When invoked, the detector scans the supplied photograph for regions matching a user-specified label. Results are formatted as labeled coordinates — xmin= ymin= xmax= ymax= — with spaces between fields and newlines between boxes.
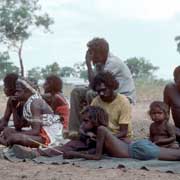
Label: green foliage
xmin=73 ymin=62 xmax=88 ymax=80
xmin=175 ymin=36 xmax=180 ymax=54
xmin=27 ymin=66 xmax=42 ymax=81
xmin=0 ymin=51 xmax=19 ymax=79
xmin=41 ymin=62 xmax=61 ymax=78
xmin=0 ymin=0 xmax=53 ymax=76
xmin=60 ymin=66 xmax=76 ymax=77
xmin=124 ymin=57 xmax=159 ymax=79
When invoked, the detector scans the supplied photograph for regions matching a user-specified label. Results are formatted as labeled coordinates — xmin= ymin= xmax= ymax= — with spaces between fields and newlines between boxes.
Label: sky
xmin=10 ymin=0 xmax=180 ymax=79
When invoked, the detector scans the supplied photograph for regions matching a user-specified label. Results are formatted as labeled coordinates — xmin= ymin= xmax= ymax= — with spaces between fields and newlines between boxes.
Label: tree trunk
xmin=18 ymin=41 xmax=24 ymax=77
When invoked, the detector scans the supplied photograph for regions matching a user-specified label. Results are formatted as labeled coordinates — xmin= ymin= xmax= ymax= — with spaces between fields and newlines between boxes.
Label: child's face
xmin=81 ymin=113 xmax=94 ymax=132
xmin=95 ymin=82 xmax=113 ymax=102
xmin=150 ymin=107 xmax=165 ymax=123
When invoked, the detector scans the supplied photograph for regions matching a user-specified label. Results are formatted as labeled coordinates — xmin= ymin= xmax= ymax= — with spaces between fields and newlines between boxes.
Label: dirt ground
xmin=0 ymin=89 xmax=180 ymax=179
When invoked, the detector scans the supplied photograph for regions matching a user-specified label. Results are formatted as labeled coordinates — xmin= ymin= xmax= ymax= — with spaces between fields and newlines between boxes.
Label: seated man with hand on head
xmin=69 ymin=37 xmax=136 ymax=134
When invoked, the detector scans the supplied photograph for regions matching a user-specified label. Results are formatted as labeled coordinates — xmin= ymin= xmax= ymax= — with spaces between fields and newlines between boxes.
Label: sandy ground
xmin=0 ymin=160 xmax=180 ymax=180
xmin=0 ymin=89 xmax=180 ymax=179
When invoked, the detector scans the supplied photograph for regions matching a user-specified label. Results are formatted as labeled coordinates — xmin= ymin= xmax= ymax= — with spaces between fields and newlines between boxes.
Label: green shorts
xmin=128 ymin=139 xmax=160 ymax=160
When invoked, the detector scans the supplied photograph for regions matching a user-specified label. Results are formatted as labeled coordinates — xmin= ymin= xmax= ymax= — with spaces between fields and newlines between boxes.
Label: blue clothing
xmin=128 ymin=139 xmax=160 ymax=160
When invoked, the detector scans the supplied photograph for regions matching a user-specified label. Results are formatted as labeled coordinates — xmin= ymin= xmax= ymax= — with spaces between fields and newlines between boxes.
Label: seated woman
xmin=42 ymin=75 xmax=69 ymax=130
xmin=0 ymin=78 xmax=63 ymax=148
xmin=0 ymin=73 xmax=29 ymax=133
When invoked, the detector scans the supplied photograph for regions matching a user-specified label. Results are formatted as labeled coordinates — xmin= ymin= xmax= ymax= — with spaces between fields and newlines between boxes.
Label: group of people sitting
xmin=1 ymin=37 xmax=180 ymax=162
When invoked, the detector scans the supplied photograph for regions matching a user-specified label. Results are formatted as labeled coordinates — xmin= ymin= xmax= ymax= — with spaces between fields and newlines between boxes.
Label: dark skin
xmin=0 ymin=82 xmax=55 ymax=147
xmin=64 ymin=113 xmax=180 ymax=161
xmin=42 ymin=77 xmax=66 ymax=110
xmin=0 ymin=82 xmax=28 ymax=132
xmin=86 ymin=48 xmax=107 ymax=85
xmin=164 ymin=74 xmax=180 ymax=142
xmin=42 ymin=78 xmax=69 ymax=127
xmin=94 ymin=82 xmax=129 ymax=139
xmin=149 ymin=107 xmax=178 ymax=148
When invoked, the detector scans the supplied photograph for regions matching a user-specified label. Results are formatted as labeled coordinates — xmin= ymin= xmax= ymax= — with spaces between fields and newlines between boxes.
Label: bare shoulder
xmin=97 ymin=126 xmax=109 ymax=133
xmin=165 ymin=121 xmax=175 ymax=129
xmin=150 ymin=122 xmax=156 ymax=129
xmin=31 ymin=98 xmax=48 ymax=112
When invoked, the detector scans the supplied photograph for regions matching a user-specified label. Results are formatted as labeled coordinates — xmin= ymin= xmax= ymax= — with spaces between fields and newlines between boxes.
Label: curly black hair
xmin=81 ymin=106 xmax=108 ymax=127
xmin=91 ymin=71 xmax=119 ymax=91
xmin=149 ymin=101 xmax=169 ymax=121
xmin=3 ymin=73 xmax=18 ymax=91
xmin=45 ymin=74 xmax=63 ymax=94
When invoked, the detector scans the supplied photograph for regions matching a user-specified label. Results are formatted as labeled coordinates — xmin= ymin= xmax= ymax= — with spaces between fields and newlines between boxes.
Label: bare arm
xmin=155 ymin=123 xmax=176 ymax=145
xmin=86 ymin=50 xmax=95 ymax=85
xmin=64 ymin=126 xmax=106 ymax=160
xmin=21 ymin=99 xmax=43 ymax=136
xmin=115 ymin=124 xmax=128 ymax=138
xmin=149 ymin=124 xmax=154 ymax=141
xmin=0 ymin=98 xmax=13 ymax=131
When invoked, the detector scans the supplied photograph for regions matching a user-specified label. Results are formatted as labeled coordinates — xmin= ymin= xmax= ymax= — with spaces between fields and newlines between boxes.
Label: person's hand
xmin=85 ymin=50 xmax=93 ymax=66
xmin=154 ymin=140 xmax=163 ymax=145
xmin=9 ymin=96 xmax=19 ymax=107
xmin=86 ymin=132 xmax=96 ymax=141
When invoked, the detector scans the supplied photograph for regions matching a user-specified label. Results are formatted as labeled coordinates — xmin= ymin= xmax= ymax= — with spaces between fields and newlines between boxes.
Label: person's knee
xmin=6 ymin=134 xmax=16 ymax=145
xmin=7 ymin=134 xmax=24 ymax=146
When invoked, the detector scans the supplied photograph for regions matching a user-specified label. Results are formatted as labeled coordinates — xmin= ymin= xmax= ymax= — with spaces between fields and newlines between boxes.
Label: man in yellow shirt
xmin=91 ymin=71 xmax=132 ymax=141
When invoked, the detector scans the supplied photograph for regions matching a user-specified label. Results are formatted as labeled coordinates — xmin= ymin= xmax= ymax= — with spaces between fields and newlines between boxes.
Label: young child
xmin=42 ymin=75 xmax=69 ymax=129
xmin=12 ymin=106 xmax=180 ymax=161
xmin=149 ymin=101 xmax=179 ymax=149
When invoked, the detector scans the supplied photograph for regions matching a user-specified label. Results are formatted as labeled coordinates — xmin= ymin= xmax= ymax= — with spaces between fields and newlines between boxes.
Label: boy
xmin=149 ymin=101 xmax=179 ymax=149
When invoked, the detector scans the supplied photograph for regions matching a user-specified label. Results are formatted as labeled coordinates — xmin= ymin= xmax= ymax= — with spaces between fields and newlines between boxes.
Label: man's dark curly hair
xmin=3 ymin=73 xmax=18 ymax=90
xmin=81 ymin=106 xmax=108 ymax=127
xmin=45 ymin=74 xmax=63 ymax=94
xmin=91 ymin=71 xmax=119 ymax=91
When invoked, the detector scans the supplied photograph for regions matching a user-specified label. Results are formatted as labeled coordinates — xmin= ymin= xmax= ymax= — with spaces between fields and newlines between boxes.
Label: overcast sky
xmin=10 ymin=0 xmax=180 ymax=79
